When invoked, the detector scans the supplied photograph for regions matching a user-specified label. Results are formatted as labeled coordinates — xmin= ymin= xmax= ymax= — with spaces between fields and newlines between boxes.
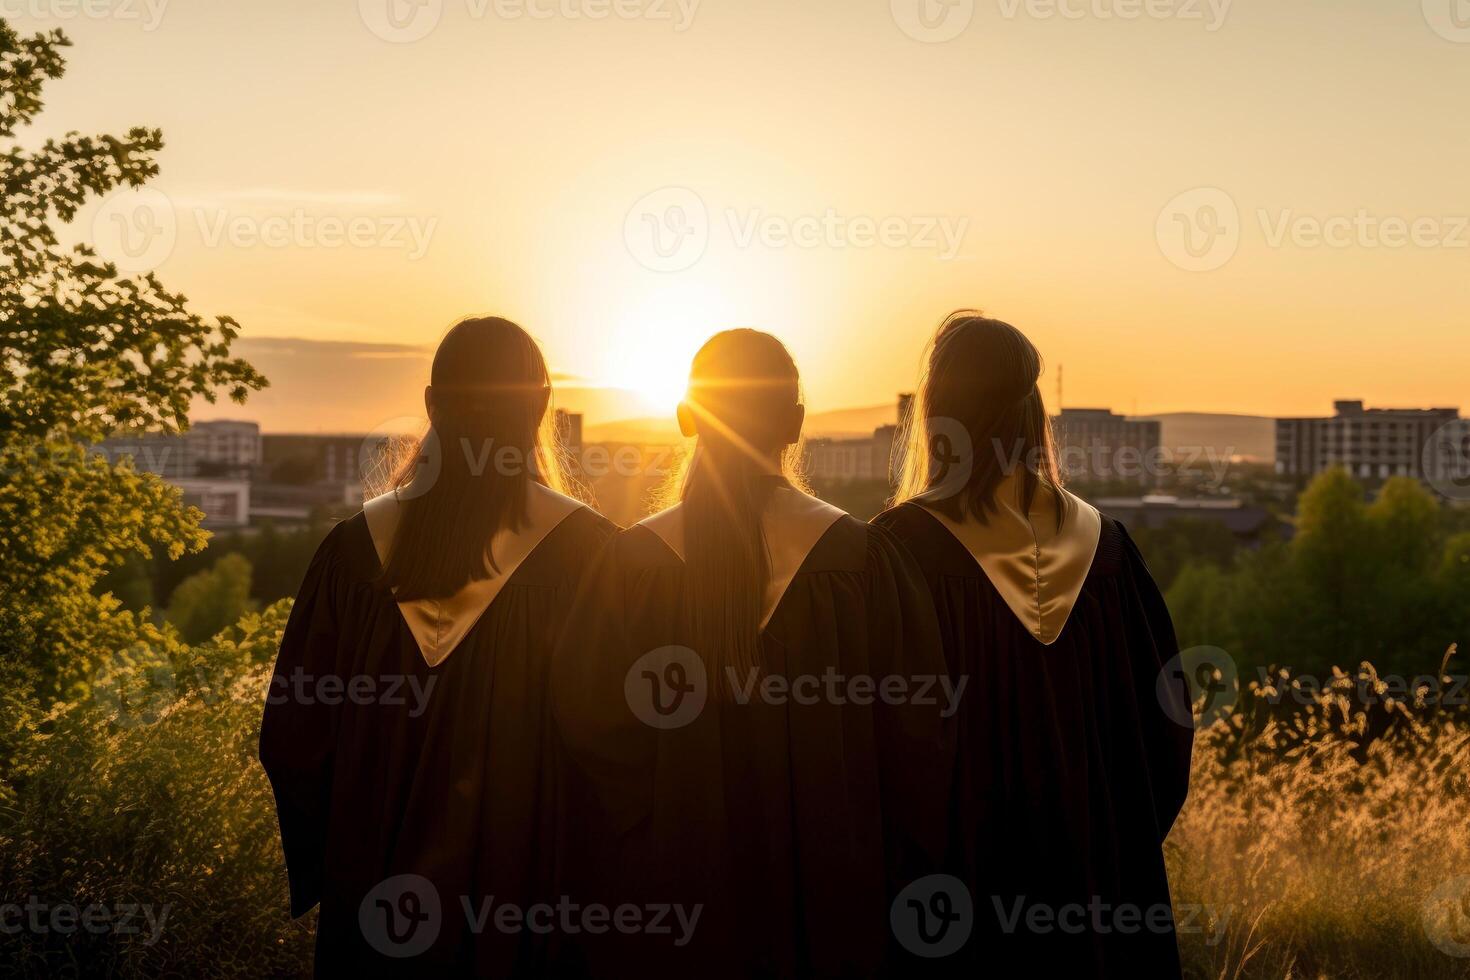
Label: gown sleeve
xmin=258 ymin=528 xmax=351 ymax=918
xmin=1118 ymin=523 xmax=1194 ymax=840
xmin=862 ymin=524 xmax=954 ymax=893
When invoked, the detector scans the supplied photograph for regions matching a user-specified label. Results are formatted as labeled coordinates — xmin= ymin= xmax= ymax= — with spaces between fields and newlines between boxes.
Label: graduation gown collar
xmin=919 ymin=473 xmax=1102 ymax=646
xmin=637 ymin=485 xmax=847 ymax=629
xmin=363 ymin=480 xmax=587 ymax=667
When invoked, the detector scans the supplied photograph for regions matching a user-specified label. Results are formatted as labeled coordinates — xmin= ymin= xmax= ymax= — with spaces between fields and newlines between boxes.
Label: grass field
xmin=1169 ymin=656 xmax=1470 ymax=979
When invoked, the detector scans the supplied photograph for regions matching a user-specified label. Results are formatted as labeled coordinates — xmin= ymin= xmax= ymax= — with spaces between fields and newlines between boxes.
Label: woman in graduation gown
xmin=259 ymin=316 xmax=617 ymax=977
xmin=551 ymin=330 xmax=952 ymax=978
xmin=873 ymin=311 xmax=1195 ymax=979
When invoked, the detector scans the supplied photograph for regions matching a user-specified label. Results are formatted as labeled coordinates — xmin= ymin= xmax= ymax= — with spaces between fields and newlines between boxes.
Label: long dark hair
xmin=375 ymin=316 xmax=572 ymax=601
xmin=893 ymin=310 xmax=1065 ymax=528
xmin=660 ymin=330 xmax=809 ymax=679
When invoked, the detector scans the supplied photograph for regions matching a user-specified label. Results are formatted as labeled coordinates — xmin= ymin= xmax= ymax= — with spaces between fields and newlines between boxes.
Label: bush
xmin=0 ymin=602 xmax=313 ymax=979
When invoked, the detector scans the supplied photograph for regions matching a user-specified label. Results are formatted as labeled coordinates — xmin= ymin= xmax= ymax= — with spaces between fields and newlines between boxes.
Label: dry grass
xmin=1168 ymin=654 xmax=1470 ymax=979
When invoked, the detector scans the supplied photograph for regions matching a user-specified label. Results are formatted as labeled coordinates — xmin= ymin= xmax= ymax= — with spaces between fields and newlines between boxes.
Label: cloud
xmin=174 ymin=188 xmax=404 ymax=208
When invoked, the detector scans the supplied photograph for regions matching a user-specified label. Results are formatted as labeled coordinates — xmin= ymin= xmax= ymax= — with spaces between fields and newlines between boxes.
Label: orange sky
xmin=26 ymin=1 xmax=1470 ymax=427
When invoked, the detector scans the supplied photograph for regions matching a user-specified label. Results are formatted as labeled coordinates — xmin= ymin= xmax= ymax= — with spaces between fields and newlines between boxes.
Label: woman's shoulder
xmin=871 ymin=501 xmax=974 ymax=575
xmin=508 ymin=502 xmax=620 ymax=586
xmin=309 ymin=511 xmax=379 ymax=579
xmin=614 ymin=504 xmax=876 ymax=576
xmin=871 ymin=500 xmax=939 ymax=542
xmin=1089 ymin=513 xmax=1131 ymax=579
xmin=801 ymin=511 xmax=881 ymax=574
xmin=547 ymin=502 xmax=620 ymax=550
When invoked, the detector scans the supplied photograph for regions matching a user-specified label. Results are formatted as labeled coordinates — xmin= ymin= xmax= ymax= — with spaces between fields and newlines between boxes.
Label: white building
xmin=174 ymin=477 xmax=251 ymax=528
xmin=1276 ymin=401 xmax=1461 ymax=482
xmin=95 ymin=420 xmax=262 ymax=479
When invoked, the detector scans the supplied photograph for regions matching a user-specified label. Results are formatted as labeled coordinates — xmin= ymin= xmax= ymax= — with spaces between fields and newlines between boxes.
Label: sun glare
xmin=601 ymin=289 xmax=726 ymax=416
xmin=630 ymin=371 xmax=690 ymax=416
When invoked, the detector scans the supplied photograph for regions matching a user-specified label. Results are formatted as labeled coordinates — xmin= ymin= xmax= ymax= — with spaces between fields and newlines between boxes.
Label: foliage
xmin=1130 ymin=516 xmax=1242 ymax=592
xmin=0 ymin=22 xmax=280 ymax=975
xmin=1167 ymin=470 xmax=1469 ymax=676
xmin=0 ymin=603 xmax=314 ymax=979
xmin=154 ymin=519 xmax=336 ymax=610
xmin=0 ymin=440 xmax=197 ymax=698
xmin=0 ymin=18 xmax=264 ymax=698
xmin=0 ymin=22 xmax=265 ymax=442
xmin=164 ymin=553 xmax=258 ymax=645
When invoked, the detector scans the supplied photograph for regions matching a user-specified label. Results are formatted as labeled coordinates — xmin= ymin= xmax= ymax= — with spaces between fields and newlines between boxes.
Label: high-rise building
xmin=1051 ymin=408 xmax=1162 ymax=486
xmin=1275 ymin=401 xmax=1461 ymax=482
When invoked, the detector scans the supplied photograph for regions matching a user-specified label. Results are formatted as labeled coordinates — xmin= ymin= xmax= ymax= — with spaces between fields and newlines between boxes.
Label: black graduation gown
xmin=872 ymin=503 xmax=1194 ymax=979
xmin=550 ymin=513 xmax=953 ymax=979
xmin=259 ymin=505 xmax=617 ymax=977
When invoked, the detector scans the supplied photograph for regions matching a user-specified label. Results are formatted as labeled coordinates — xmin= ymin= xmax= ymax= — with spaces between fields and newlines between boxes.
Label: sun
xmin=607 ymin=342 xmax=690 ymax=415
xmin=628 ymin=370 xmax=690 ymax=416
xmin=601 ymin=291 xmax=716 ymax=416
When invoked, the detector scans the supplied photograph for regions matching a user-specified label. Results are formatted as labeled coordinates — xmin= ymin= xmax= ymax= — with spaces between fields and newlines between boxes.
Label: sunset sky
xmin=28 ymin=0 xmax=1470 ymax=430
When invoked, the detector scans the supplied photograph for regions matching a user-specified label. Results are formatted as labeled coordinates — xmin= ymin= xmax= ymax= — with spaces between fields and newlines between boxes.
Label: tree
xmin=165 ymin=553 xmax=258 ymax=645
xmin=1130 ymin=516 xmax=1241 ymax=592
xmin=1289 ymin=468 xmax=1375 ymax=667
xmin=1364 ymin=477 xmax=1446 ymax=665
xmin=1164 ymin=561 xmax=1239 ymax=651
xmin=0 ymin=23 xmax=298 ymax=976
xmin=1437 ymin=533 xmax=1470 ymax=658
xmin=0 ymin=20 xmax=266 ymax=699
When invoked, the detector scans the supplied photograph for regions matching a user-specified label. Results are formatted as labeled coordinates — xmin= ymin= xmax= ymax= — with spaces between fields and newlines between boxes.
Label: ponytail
xmin=660 ymin=330 xmax=808 ymax=683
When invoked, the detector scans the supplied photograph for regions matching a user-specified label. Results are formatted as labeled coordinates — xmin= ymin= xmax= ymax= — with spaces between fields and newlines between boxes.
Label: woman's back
xmin=259 ymin=316 xmax=614 ymax=977
xmin=554 ymin=489 xmax=950 ymax=977
xmin=552 ymin=329 xmax=951 ymax=978
xmin=876 ymin=482 xmax=1193 ymax=977
xmin=261 ymin=490 xmax=616 ymax=975
xmin=878 ymin=309 xmax=1194 ymax=976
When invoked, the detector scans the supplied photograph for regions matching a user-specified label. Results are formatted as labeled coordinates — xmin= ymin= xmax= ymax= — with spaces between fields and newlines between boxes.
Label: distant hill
xmin=805 ymin=404 xmax=897 ymax=438
xmin=587 ymin=403 xmax=902 ymax=444
xmin=583 ymin=416 xmax=683 ymax=445
xmin=587 ymin=408 xmax=1278 ymax=462
xmin=1134 ymin=413 xmax=1275 ymax=462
